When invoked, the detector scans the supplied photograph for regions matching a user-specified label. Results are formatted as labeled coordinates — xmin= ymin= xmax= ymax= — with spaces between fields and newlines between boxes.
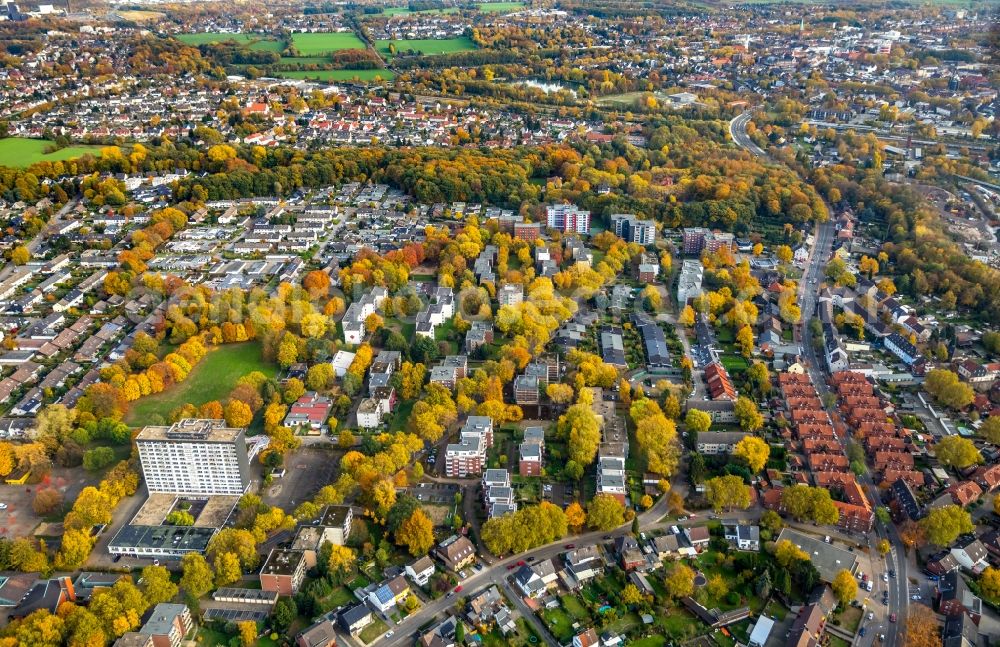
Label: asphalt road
xmin=731 ymin=109 xmax=910 ymax=645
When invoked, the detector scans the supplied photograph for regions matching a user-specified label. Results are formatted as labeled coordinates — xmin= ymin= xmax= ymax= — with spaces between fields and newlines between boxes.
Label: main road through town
xmin=730 ymin=110 xmax=910 ymax=646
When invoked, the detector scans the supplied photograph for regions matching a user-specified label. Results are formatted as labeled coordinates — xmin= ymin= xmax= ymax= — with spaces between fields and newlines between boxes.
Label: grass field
xmin=275 ymin=69 xmax=396 ymax=81
xmin=477 ymin=1 xmax=525 ymax=11
xmin=125 ymin=342 xmax=276 ymax=427
xmin=176 ymin=32 xmax=285 ymax=52
xmin=0 ymin=138 xmax=100 ymax=168
xmin=382 ymin=5 xmax=459 ymax=14
xmin=375 ymin=37 xmax=476 ymax=57
xmin=291 ymin=32 xmax=367 ymax=55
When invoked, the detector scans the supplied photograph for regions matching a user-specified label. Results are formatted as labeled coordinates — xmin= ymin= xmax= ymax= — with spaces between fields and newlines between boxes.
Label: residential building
xmin=547 ymin=204 xmax=591 ymax=234
xmin=338 ymin=604 xmax=374 ymax=635
xmin=938 ymin=571 xmax=982 ymax=623
xmin=357 ymin=397 xmax=386 ymax=429
xmin=318 ymin=505 xmax=353 ymax=546
xmin=498 ymin=284 xmax=523 ymax=306
xmin=435 ymin=535 xmax=476 ymax=572
xmin=884 ymin=333 xmax=919 ymax=366
xmin=724 ymin=523 xmax=760 ymax=551
xmin=260 ymin=549 xmax=307 ymax=596
xmin=610 ymin=214 xmax=656 ymax=245
xmin=295 ymin=620 xmax=337 ymax=647
xmin=695 ymin=431 xmax=748 ymax=455
xmin=283 ymin=392 xmax=333 ymax=433
xmin=513 ymin=374 xmax=539 ymax=405
xmin=136 ymin=419 xmax=251 ymax=496
xmin=519 ymin=441 xmax=542 ymax=476
xmin=445 ymin=417 xmax=493 ymax=477
xmin=406 ymin=556 xmax=436 ymax=587
xmin=138 ymin=604 xmax=193 ymax=647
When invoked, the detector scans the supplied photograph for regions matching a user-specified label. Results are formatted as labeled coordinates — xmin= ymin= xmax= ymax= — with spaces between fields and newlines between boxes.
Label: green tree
xmin=140 ymin=565 xmax=178 ymax=606
xmin=704 ymin=475 xmax=751 ymax=512
xmin=935 ymin=435 xmax=981 ymax=469
xmin=734 ymin=396 xmax=764 ymax=432
xmin=586 ymin=494 xmax=625 ymax=530
xmin=180 ymin=553 xmax=214 ymax=600
xmin=732 ymin=434 xmax=769 ymax=472
xmin=664 ymin=563 xmax=695 ymax=599
xmin=685 ymin=408 xmax=712 ymax=433
xmin=832 ymin=569 xmax=857 ymax=606
xmin=920 ymin=505 xmax=973 ymax=546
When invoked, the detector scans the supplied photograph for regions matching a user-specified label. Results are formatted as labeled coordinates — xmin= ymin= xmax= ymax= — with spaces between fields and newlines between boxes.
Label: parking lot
xmin=406 ymin=481 xmax=460 ymax=505
xmin=0 ymin=465 xmax=94 ymax=541
xmin=260 ymin=445 xmax=341 ymax=511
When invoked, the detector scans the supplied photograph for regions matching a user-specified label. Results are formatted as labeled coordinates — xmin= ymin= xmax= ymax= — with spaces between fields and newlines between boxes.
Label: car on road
xmin=883 ymin=573 xmax=889 ymax=582
xmin=911 ymin=594 xmax=921 ymax=600
xmin=867 ymin=612 xmax=874 ymax=621
xmin=446 ymin=592 xmax=454 ymax=598
xmin=0 ymin=503 xmax=7 ymax=510
xmin=859 ymin=628 xmax=866 ymax=637
xmin=517 ymin=560 xmax=526 ymax=566
xmin=564 ymin=544 xmax=575 ymax=549
xmin=866 ymin=581 xmax=873 ymax=592
xmin=384 ymin=630 xmax=394 ymax=639
xmin=603 ymin=535 xmax=613 ymax=540
xmin=890 ymin=614 xmax=897 ymax=623
xmin=453 ymin=586 xmax=462 ymax=593
xmin=506 ymin=564 xmax=517 ymax=571
xmin=889 ymin=569 xmax=895 ymax=577
xmin=526 ymin=556 xmax=536 ymax=562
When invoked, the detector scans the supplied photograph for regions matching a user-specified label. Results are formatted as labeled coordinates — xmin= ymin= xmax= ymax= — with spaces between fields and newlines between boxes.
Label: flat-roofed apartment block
xmin=136 ymin=419 xmax=251 ymax=495
xmin=260 ymin=549 xmax=307 ymax=596
xmin=445 ymin=416 xmax=494 ymax=477
xmin=136 ymin=603 xmax=192 ymax=647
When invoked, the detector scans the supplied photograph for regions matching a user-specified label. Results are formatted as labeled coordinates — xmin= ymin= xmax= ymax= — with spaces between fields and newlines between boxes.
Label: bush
xmin=33 ymin=488 xmax=63 ymax=516
xmin=82 ymin=446 xmax=115 ymax=471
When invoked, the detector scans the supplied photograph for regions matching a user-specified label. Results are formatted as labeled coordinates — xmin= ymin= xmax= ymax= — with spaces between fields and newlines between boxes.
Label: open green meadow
xmin=125 ymin=342 xmax=277 ymax=427
xmin=0 ymin=138 xmax=100 ymax=168
xmin=477 ymin=1 xmax=525 ymax=11
xmin=291 ymin=32 xmax=367 ymax=55
xmin=382 ymin=5 xmax=459 ymax=14
xmin=276 ymin=69 xmax=396 ymax=81
xmin=375 ymin=36 xmax=476 ymax=57
xmin=176 ymin=32 xmax=285 ymax=52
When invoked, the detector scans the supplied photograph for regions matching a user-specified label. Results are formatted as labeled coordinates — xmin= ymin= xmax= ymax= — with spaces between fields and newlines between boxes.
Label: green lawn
xmin=375 ymin=37 xmax=476 ymax=57
xmin=382 ymin=5 xmax=459 ymax=14
xmin=541 ymin=607 xmax=576 ymax=643
xmin=275 ymin=69 xmax=395 ymax=82
xmin=388 ymin=399 xmax=415 ymax=432
xmin=358 ymin=618 xmax=389 ymax=644
xmin=477 ymin=1 xmax=525 ymax=11
xmin=176 ymin=32 xmax=284 ymax=51
xmin=291 ymin=32 xmax=367 ymax=55
xmin=0 ymin=138 xmax=100 ymax=168
xmin=125 ymin=342 xmax=276 ymax=427
xmin=561 ymin=594 xmax=590 ymax=620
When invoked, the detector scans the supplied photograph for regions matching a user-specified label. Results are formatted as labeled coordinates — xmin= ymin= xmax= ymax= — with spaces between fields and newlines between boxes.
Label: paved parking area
xmin=407 ymin=482 xmax=460 ymax=505
xmin=0 ymin=466 xmax=92 ymax=540
xmin=260 ymin=446 xmax=340 ymax=510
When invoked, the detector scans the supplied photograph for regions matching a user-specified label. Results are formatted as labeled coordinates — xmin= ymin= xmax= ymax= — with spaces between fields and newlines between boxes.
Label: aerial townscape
xmin=0 ymin=0 xmax=996 ymax=646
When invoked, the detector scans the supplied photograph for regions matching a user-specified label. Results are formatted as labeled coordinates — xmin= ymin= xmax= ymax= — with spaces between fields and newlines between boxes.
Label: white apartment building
xmin=341 ymin=286 xmax=388 ymax=344
xmin=610 ymin=214 xmax=657 ymax=245
xmin=546 ymin=204 xmax=591 ymax=234
xmin=445 ymin=416 xmax=494 ymax=477
xmin=136 ymin=419 xmax=251 ymax=496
